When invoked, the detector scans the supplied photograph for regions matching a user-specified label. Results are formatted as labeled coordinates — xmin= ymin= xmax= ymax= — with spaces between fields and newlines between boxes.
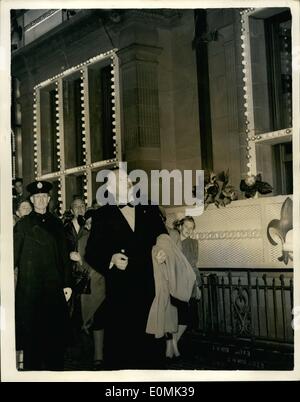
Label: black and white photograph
xmin=0 ymin=0 xmax=299 ymax=383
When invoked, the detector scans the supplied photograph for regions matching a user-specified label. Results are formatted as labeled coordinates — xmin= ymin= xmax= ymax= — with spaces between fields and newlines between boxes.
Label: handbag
xmin=73 ymin=266 xmax=91 ymax=295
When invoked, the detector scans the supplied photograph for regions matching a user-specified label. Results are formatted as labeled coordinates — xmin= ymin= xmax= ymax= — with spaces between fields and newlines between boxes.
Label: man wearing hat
xmin=14 ymin=180 xmax=72 ymax=370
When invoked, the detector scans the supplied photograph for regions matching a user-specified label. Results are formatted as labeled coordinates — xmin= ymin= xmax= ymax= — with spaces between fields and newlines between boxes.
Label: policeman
xmin=14 ymin=180 xmax=72 ymax=370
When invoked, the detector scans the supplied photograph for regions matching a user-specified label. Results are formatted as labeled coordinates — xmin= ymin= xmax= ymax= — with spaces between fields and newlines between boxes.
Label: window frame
xmin=240 ymin=8 xmax=293 ymax=193
xmin=33 ymin=49 xmax=122 ymax=212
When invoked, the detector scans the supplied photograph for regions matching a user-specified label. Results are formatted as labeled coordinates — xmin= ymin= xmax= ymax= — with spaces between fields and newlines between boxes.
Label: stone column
xmin=117 ymin=21 xmax=162 ymax=172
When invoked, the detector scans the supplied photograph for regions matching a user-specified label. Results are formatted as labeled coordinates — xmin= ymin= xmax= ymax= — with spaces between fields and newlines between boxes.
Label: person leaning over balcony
xmin=14 ymin=180 xmax=72 ymax=370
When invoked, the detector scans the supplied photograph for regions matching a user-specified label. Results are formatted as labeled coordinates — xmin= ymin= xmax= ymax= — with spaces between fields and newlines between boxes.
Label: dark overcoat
xmin=14 ymin=210 xmax=72 ymax=368
xmin=85 ymin=204 xmax=168 ymax=369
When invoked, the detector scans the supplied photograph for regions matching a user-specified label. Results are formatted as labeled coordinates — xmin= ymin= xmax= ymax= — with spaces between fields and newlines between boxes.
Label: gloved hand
xmin=156 ymin=249 xmax=167 ymax=264
xmin=70 ymin=251 xmax=82 ymax=265
xmin=63 ymin=287 xmax=72 ymax=302
xmin=111 ymin=253 xmax=128 ymax=270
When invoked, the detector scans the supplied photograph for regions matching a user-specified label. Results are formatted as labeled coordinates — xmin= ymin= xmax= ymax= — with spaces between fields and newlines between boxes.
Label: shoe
xmin=93 ymin=360 xmax=104 ymax=370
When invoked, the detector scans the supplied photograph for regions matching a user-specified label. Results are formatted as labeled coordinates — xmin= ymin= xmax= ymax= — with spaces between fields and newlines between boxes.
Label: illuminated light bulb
xmin=246 ymin=154 xmax=251 ymax=159
xmin=113 ymin=135 xmax=116 ymax=140
xmin=246 ymin=146 xmax=251 ymax=151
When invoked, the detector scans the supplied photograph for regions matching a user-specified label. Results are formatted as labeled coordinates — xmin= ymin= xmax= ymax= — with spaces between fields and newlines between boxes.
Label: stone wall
xmin=166 ymin=195 xmax=293 ymax=268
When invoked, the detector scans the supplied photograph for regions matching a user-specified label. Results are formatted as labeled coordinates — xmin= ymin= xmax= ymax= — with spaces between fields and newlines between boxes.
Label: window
xmin=33 ymin=49 xmax=121 ymax=212
xmin=273 ymin=141 xmax=293 ymax=195
xmin=265 ymin=11 xmax=292 ymax=131
xmin=240 ymin=8 xmax=293 ymax=195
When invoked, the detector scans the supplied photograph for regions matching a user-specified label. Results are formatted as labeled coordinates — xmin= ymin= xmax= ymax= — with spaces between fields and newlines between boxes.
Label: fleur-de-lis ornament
xmin=267 ymin=197 xmax=293 ymax=265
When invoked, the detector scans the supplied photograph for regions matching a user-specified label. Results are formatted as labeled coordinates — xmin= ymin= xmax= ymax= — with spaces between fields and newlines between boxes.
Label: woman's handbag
xmin=73 ymin=266 xmax=91 ymax=295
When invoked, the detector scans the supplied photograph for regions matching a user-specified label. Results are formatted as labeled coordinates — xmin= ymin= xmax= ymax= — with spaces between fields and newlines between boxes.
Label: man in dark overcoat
xmin=14 ymin=180 xmax=72 ymax=370
xmin=85 ymin=169 xmax=168 ymax=370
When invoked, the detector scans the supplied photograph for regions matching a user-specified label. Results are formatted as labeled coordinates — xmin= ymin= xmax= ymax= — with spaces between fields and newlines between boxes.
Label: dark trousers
xmin=23 ymin=336 xmax=65 ymax=371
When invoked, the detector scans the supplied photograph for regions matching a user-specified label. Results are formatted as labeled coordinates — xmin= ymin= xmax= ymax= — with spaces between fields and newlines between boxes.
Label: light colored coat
xmin=146 ymin=234 xmax=196 ymax=338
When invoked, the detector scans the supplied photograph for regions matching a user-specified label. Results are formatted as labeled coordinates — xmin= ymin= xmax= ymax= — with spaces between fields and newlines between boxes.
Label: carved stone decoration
xmin=233 ymin=284 xmax=251 ymax=336
xmin=267 ymin=197 xmax=293 ymax=265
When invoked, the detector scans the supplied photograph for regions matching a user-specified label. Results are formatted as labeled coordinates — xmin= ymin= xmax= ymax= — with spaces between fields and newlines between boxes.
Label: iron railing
xmin=197 ymin=268 xmax=293 ymax=345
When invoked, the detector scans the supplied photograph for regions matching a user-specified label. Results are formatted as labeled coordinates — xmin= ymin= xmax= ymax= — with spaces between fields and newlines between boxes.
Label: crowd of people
xmin=12 ymin=170 xmax=201 ymax=371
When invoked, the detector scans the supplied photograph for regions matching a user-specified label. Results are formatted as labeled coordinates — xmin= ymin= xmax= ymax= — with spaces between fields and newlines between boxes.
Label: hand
xmin=70 ymin=251 xmax=82 ymax=264
xmin=63 ymin=287 xmax=72 ymax=302
xmin=195 ymin=286 xmax=201 ymax=301
xmin=111 ymin=253 xmax=128 ymax=270
xmin=156 ymin=249 xmax=167 ymax=264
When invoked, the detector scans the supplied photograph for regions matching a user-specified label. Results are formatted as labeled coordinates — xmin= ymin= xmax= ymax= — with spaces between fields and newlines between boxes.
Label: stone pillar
xmin=117 ymin=21 xmax=162 ymax=172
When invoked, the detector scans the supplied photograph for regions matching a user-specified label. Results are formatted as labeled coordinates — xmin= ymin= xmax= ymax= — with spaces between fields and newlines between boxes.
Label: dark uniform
xmin=14 ymin=181 xmax=72 ymax=370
